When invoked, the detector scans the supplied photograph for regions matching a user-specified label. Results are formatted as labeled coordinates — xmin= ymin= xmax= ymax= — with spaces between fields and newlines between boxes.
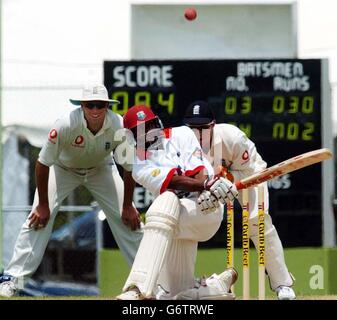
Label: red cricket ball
xmin=184 ymin=7 xmax=197 ymax=21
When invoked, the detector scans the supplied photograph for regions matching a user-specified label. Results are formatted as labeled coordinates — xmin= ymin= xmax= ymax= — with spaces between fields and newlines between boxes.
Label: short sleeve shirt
xmin=38 ymin=108 xmax=133 ymax=171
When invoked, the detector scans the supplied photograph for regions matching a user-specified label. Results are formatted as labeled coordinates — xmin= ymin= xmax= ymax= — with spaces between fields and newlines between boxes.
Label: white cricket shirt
xmin=38 ymin=108 xmax=132 ymax=171
xmin=132 ymin=126 xmax=214 ymax=198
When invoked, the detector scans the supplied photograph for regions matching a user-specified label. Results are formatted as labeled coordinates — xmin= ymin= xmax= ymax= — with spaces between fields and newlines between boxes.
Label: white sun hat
xmin=69 ymin=84 xmax=120 ymax=106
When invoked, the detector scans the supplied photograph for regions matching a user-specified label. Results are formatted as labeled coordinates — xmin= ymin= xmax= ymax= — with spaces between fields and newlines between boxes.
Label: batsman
xmin=183 ymin=101 xmax=296 ymax=300
xmin=117 ymin=105 xmax=239 ymax=300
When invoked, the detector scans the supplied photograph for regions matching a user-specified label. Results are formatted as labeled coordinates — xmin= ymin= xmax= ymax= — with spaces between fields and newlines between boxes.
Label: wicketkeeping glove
xmin=197 ymin=190 xmax=220 ymax=214
xmin=209 ymin=177 xmax=239 ymax=204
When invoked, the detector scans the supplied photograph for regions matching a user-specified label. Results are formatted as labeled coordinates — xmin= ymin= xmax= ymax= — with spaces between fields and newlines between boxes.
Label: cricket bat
xmin=234 ymin=148 xmax=332 ymax=190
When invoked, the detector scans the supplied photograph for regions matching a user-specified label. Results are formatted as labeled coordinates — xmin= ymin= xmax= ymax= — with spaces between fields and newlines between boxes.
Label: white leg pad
xmin=250 ymin=216 xmax=293 ymax=290
xmin=123 ymin=191 xmax=180 ymax=298
xmin=157 ymin=239 xmax=197 ymax=297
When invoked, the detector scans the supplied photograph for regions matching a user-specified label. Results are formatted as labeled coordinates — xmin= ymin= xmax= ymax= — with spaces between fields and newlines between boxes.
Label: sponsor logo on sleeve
xmin=241 ymin=150 xmax=249 ymax=164
xmin=242 ymin=150 xmax=249 ymax=161
xmin=48 ymin=129 xmax=58 ymax=144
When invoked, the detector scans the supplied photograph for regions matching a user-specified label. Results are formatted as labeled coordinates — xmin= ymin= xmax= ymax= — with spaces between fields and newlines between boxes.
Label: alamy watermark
xmin=309 ymin=265 xmax=324 ymax=290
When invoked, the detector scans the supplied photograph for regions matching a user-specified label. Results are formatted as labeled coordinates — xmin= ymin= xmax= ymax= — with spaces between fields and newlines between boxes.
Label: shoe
xmin=173 ymin=268 xmax=238 ymax=300
xmin=200 ymin=268 xmax=237 ymax=300
xmin=155 ymin=285 xmax=171 ymax=300
xmin=0 ymin=280 xmax=17 ymax=297
xmin=276 ymin=286 xmax=296 ymax=300
xmin=116 ymin=286 xmax=153 ymax=300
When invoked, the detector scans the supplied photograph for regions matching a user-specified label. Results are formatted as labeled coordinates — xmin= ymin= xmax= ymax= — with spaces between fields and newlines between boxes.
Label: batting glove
xmin=198 ymin=190 xmax=220 ymax=214
xmin=209 ymin=177 xmax=239 ymax=204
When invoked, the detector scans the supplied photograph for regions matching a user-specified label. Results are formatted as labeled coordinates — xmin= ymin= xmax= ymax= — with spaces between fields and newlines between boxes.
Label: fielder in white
xmin=116 ymin=105 xmax=239 ymax=300
xmin=183 ymin=100 xmax=296 ymax=300
xmin=0 ymin=85 xmax=143 ymax=297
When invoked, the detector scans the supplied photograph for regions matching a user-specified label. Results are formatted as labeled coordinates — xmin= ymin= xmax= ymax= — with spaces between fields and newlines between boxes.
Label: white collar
xmin=80 ymin=108 xmax=110 ymax=136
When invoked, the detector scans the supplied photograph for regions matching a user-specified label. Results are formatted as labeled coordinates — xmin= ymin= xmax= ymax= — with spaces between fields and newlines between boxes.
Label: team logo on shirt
xmin=105 ymin=142 xmax=111 ymax=150
xmin=151 ymin=168 xmax=161 ymax=177
xmin=72 ymin=135 xmax=85 ymax=148
xmin=137 ymin=111 xmax=146 ymax=120
xmin=48 ymin=129 xmax=58 ymax=144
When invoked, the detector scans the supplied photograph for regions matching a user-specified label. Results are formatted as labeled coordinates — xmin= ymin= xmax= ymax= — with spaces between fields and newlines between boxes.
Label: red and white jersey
xmin=38 ymin=108 xmax=132 ymax=171
xmin=132 ymin=126 xmax=214 ymax=198
xmin=207 ymin=124 xmax=267 ymax=180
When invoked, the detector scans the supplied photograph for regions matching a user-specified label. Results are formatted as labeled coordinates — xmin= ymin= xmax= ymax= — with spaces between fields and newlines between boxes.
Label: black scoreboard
xmin=104 ymin=59 xmax=325 ymax=247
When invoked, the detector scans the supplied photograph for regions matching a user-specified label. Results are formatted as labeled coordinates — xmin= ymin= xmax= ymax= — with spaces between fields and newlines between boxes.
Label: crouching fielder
xmin=183 ymin=100 xmax=296 ymax=300
xmin=116 ymin=105 xmax=239 ymax=300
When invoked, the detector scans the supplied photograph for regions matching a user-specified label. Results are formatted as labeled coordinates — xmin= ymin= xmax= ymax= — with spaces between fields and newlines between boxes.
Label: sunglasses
xmin=82 ymin=101 xmax=108 ymax=110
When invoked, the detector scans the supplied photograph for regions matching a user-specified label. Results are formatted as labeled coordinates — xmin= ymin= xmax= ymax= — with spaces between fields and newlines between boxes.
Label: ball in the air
xmin=184 ymin=8 xmax=197 ymax=21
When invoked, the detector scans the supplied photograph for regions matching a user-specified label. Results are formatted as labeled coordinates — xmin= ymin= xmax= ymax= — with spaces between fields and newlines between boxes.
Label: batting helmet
xmin=123 ymin=105 xmax=158 ymax=130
